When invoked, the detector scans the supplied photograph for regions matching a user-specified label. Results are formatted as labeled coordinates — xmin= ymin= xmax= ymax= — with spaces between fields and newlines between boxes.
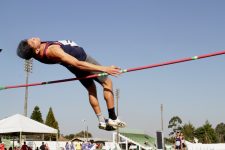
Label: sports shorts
xmin=65 ymin=54 xmax=108 ymax=88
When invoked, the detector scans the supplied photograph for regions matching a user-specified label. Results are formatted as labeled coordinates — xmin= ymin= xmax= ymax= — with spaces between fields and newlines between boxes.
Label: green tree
xmin=45 ymin=107 xmax=60 ymax=139
xmin=181 ymin=122 xmax=195 ymax=142
xmin=45 ymin=107 xmax=59 ymax=129
xmin=215 ymin=122 xmax=225 ymax=143
xmin=30 ymin=106 xmax=44 ymax=123
xmin=195 ymin=120 xmax=217 ymax=143
xmin=168 ymin=116 xmax=182 ymax=136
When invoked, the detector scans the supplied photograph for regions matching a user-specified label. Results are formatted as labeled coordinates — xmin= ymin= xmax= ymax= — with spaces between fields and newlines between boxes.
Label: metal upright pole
xmin=115 ymin=89 xmax=120 ymax=143
xmin=161 ymin=104 xmax=164 ymax=131
xmin=24 ymin=59 xmax=33 ymax=116
xmin=86 ymin=125 xmax=88 ymax=141
xmin=24 ymin=71 xmax=29 ymax=116
xmin=160 ymin=104 xmax=165 ymax=150
xmin=82 ymin=119 xmax=86 ymax=141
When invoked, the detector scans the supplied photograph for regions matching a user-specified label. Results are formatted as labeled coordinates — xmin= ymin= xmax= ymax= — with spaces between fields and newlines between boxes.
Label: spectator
xmin=40 ymin=142 xmax=45 ymax=150
xmin=75 ymin=143 xmax=81 ymax=150
xmin=87 ymin=141 xmax=93 ymax=149
xmin=174 ymin=132 xmax=182 ymax=150
xmin=70 ymin=142 xmax=74 ymax=150
xmin=180 ymin=133 xmax=186 ymax=150
xmin=0 ymin=139 xmax=4 ymax=150
xmin=82 ymin=142 xmax=89 ymax=150
xmin=20 ymin=142 xmax=29 ymax=150
xmin=45 ymin=143 xmax=49 ymax=150
xmin=65 ymin=142 xmax=69 ymax=150
xmin=89 ymin=140 xmax=96 ymax=150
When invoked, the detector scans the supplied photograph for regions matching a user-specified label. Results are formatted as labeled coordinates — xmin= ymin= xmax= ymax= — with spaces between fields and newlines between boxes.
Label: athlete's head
xmin=17 ymin=37 xmax=41 ymax=60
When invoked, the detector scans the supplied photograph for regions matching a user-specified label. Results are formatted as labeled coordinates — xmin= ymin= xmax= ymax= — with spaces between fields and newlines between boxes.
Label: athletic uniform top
xmin=34 ymin=40 xmax=107 ymax=86
xmin=34 ymin=40 xmax=87 ymax=64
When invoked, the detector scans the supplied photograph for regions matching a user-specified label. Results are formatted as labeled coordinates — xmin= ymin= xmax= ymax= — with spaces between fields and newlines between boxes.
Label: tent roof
xmin=0 ymin=114 xmax=57 ymax=134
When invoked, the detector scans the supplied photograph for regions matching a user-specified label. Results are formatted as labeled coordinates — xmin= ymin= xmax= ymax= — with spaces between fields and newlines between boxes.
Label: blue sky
xmin=0 ymin=1 xmax=225 ymax=139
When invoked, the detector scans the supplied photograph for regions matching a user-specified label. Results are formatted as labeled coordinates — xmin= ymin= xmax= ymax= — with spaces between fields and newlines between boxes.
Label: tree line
xmin=31 ymin=106 xmax=225 ymax=143
xmin=167 ymin=116 xmax=225 ymax=144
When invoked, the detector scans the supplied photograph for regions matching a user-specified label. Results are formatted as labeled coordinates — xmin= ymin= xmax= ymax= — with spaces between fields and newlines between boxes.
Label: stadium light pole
xmin=86 ymin=125 xmax=89 ymax=141
xmin=82 ymin=119 xmax=86 ymax=141
xmin=24 ymin=59 xmax=33 ymax=116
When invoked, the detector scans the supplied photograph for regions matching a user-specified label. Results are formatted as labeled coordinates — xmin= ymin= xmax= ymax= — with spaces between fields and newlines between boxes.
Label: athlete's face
xmin=27 ymin=37 xmax=41 ymax=50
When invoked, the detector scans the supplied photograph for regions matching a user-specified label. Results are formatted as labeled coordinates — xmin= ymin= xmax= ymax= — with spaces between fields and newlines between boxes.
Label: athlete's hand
xmin=104 ymin=65 xmax=122 ymax=76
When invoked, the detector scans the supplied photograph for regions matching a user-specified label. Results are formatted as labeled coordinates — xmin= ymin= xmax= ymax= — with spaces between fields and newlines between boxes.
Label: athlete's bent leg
xmin=101 ymin=78 xmax=126 ymax=128
xmin=86 ymin=82 xmax=101 ymax=115
xmin=101 ymin=78 xmax=114 ymax=109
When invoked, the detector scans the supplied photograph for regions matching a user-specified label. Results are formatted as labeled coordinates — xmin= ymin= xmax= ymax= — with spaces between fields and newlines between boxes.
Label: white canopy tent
xmin=0 ymin=114 xmax=58 ymax=145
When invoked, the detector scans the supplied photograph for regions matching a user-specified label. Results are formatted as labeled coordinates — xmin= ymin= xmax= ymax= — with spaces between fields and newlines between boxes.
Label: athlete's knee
xmin=86 ymin=83 xmax=97 ymax=95
xmin=103 ymin=78 xmax=113 ymax=89
xmin=102 ymin=78 xmax=114 ymax=100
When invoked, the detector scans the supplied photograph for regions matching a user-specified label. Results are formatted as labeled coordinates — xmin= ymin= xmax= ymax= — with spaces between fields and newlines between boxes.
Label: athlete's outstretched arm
xmin=46 ymin=45 xmax=121 ymax=76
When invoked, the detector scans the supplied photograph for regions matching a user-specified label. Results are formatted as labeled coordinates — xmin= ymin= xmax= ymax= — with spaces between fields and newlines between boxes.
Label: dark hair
xmin=17 ymin=39 xmax=34 ymax=60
